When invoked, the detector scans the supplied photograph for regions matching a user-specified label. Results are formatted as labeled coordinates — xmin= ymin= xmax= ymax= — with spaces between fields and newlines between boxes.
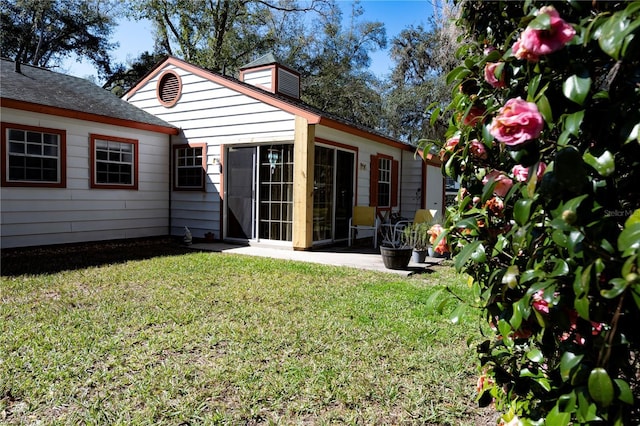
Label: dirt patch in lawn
xmin=1 ymin=237 xmax=194 ymax=277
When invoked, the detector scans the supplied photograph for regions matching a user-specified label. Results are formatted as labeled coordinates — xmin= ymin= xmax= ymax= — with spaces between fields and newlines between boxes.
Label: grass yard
xmin=1 ymin=242 xmax=492 ymax=425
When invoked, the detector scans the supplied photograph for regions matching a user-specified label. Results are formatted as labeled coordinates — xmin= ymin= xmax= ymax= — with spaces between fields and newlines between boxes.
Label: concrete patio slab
xmin=189 ymin=243 xmax=445 ymax=276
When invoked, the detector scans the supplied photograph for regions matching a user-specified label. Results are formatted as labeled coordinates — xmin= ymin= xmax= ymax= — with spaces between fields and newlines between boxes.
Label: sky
xmin=60 ymin=0 xmax=435 ymax=83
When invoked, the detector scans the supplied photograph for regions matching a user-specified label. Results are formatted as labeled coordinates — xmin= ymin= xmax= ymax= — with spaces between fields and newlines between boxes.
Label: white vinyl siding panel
xmin=1 ymin=108 xmax=170 ymax=249
xmin=242 ymin=69 xmax=273 ymax=90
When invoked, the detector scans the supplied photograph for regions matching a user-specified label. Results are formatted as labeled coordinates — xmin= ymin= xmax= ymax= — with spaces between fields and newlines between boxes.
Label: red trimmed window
xmin=90 ymin=134 xmax=138 ymax=189
xmin=369 ymin=154 xmax=398 ymax=209
xmin=156 ymin=70 xmax=182 ymax=107
xmin=1 ymin=122 xmax=66 ymax=188
xmin=174 ymin=144 xmax=206 ymax=190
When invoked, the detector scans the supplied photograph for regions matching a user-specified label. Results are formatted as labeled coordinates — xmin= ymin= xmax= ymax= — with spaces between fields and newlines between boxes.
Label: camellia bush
xmin=423 ymin=1 xmax=640 ymax=424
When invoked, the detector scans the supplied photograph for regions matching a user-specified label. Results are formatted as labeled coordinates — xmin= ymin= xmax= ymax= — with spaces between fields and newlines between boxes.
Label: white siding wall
xmin=242 ymin=69 xmax=273 ymax=91
xmin=126 ymin=64 xmax=296 ymax=239
xmin=1 ymin=108 xmax=170 ymax=249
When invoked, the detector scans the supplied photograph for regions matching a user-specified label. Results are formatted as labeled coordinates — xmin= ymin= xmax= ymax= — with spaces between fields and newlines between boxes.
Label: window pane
xmin=26 ymin=131 xmax=41 ymax=143
xmin=43 ymin=145 xmax=58 ymax=156
xmin=27 ymin=143 xmax=41 ymax=155
xmin=43 ymin=133 xmax=58 ymax=144
xmin=8 ymin=129 xmax=24 ymax=141
xmin=9 ymin=142 xmax=24 ymax=153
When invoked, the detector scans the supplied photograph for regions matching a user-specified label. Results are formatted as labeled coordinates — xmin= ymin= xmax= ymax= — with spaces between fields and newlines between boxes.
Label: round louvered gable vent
xmin=157 ymin=71 xmax=181 ymax=107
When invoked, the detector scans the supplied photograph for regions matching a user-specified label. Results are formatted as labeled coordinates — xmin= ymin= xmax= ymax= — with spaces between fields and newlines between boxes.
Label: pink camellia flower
xmin=439 ymin=135 xmax=460 ymax=162
xmin=477 ymin=372 xmax=494 ymax=393
xmin=463 ymin=105 xmax=486 ymax=127
xmin=444 ymin=135 xmax=460 ymax=151
xmin=512 ymin=162 xmax=547 ymax=182
xmin=482 ymin=170 xmax=514 ymax=198
xmin=469 ymin=139 xmax=488 ymax=160
xmin=489 ymin=97 xmax=544 ymax=146
xmin=484 ymin=62 xmax=507 ymax=88
xmin=485 ymin=196 xmax=505 ymax=216
xmin=428 ymin=224 xmax=449 ymax=255
xmin=513 ymin=6 xmax=576 ymax=62
xmin=532 ymin=290 xmax=550 ymax=314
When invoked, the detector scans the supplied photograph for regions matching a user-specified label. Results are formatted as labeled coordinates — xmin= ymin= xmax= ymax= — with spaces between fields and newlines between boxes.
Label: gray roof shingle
xmin=0 ymin=59 xmax=176 ymax=131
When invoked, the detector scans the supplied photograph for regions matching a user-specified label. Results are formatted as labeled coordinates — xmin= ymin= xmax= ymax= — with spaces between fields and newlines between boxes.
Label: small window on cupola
xmin=157 ymin=70 xmax=182 ymax=107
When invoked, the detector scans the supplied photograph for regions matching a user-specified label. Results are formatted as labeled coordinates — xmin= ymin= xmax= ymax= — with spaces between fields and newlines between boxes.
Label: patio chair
xmin=382 ymin=209 xmax=437 ymax=247
xmin=348 ymin=206 xmax=379 ymax=248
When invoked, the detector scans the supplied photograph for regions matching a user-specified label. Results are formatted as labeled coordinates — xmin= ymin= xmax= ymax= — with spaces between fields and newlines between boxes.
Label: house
xmin=124 ymin=55 xmax=443 ymax=250
xmin=1 ymin=55 xmax=443 ymax=250
xmin=0 ymin=58 xmax=178 ymax=249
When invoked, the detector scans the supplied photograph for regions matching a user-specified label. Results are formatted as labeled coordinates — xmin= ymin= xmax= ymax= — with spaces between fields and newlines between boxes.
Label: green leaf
xmin=577 ymin=389 xmax=601 ymax=423
xmin=470 ymin=243 xmax=487 ymax=263
xmin=583 ymin=150 xmax=615 ymax=177
xmin=453 ymin=240 xmax=481 ymax=271
xmin=526 ymin=347 xmax=543 ymax=363
xmin=429 ymin=106 xmax=442 ymax=126
xmin=446 ymin=66 xmax=471 ymax=85
xmin=574 ymin=265 xmax=591 ymax=298
xmin=575 ymin=295 xmax=590 ymax=320
xmin=427 ymin=289 xmax=446 ymax=313
xmin=550 ymin=258 xmax=570 ymax=277
xmin=598 ymin=14 xmax=628 ymax=59
xmin=598 ymin=11 xmax=640 ymax=60
xmin=602 ymin=278 xmax=628 ymax=299
xmin=527 ymin=74 xmax=542 ymax=102
xmin=614 ymin=379 xmax=634 ymax=405
xmin=547 ymin=406 xmax=571 ymax=426
xmin=568 ymin=230 xmax=585 ymax=258
xmin=564 ymin=110 xmax=585 ymax=136
xmin=514 ymin=199 xmax=533 ymax=226
xmin=536 ymin=94 xmax=553 ymax=124
xmin=563 ymin=73 xmax=592 ymax=106
xmin=560 ymin=352 xmax=583 ymax=382
xmin=624 ymin=122 xmax=639 ymax=145
xmin=625 ymin=209 xmax=640 ymax=227
xmin=618 ymin=223 xmax=640 ymax=253
xmin=588 ymin=368 xmax=614 ymax=407
xmin=529 ymin=11 xmax=551 ymax=30
xmin=449 ymin=302 xmax=466 ymax=324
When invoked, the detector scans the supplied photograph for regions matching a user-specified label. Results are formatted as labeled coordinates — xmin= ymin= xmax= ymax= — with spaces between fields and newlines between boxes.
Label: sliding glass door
xmin=313 ymin=145 xmax=354 ymax=243
xmin=225 ymin=144 xmax=293 ymax=242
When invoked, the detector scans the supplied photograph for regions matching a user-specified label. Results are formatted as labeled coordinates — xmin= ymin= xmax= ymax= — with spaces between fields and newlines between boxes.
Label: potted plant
xmin=403 ymin=221 xmax=432 ymax=263
xmin=379 ymin=224 xmax=413 ymax=270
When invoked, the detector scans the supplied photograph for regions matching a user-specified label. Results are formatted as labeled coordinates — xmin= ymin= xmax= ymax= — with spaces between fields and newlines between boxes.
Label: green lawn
xmin=1 ymin=250 xmax=491 ymax=425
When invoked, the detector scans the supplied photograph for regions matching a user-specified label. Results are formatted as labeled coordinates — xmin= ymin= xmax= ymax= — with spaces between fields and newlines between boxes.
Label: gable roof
xmin=0 ymin=59 xmax=178 ymax=135
xmin=125 ymin=56 xmax=412 ymax=149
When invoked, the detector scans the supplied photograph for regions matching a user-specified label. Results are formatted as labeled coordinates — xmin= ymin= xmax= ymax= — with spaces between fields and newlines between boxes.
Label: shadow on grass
xmin=1 ymin=237 xmax=195 ymax=277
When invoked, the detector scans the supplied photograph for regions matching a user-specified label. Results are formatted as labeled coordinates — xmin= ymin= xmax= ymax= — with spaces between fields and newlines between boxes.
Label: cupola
xmin=239 ymin=53 xmax=300 ymax=99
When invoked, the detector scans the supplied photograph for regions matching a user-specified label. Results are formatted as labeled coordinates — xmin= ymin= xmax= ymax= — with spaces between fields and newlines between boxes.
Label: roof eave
xmin=1 ymin=98 xmax=179 ymax=135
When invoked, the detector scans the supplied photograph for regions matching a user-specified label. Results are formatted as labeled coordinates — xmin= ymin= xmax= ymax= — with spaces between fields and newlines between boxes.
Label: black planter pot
xmin=380 ymin=246 xmax=412 ymax=270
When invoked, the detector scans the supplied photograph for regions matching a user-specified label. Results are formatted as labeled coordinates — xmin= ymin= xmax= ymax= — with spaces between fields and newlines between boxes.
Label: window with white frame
xmin=377 ymin=157 xmax=392 ymax=207
xmin=90 ymin=134 xmax=137 ymax=189
xmin=174 ymin=144 xmax=206 ymax=190
xmin=2 ymin=123 xmax=65 ymax=187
